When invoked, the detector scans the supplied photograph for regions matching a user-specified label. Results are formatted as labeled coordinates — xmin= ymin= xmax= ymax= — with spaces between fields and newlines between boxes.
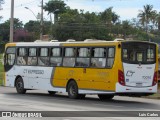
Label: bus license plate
xmin=136 ymin=83 xmax=142 ymax=87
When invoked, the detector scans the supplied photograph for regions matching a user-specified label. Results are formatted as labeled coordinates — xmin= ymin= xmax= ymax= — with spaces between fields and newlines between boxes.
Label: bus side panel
xmin=53 ymin=67 xmax=117 ymax=92
xmin=52 ymin=44 xmax=121 ymax=92
xmin=81 ymin=68 xmax=117 ymax=91
xmin=52 ymin=67 xmax=83 ymax=88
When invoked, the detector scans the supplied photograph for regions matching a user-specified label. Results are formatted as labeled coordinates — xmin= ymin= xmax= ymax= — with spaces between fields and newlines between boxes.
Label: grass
xmin=0 ymin=54 xmax=4 ymax=86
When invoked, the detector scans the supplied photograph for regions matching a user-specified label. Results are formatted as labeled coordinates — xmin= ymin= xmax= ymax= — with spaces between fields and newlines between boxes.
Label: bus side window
xmin=28 ymin=48 xmax=37 ymax=66
xmin=38 ymin=48 xmax=49 ymax=66
xmin=63 ymin=48 xmax=76 ymax=67
xmin=107 ymin=47 xmax=115 ymax=68
xmin=6 ymin=54 xmax=15 ymax=65
xmin=4 ymin=47 xmax=15 ymax=65
xmin=76 ymin=48 xmax=90 ymax=67
xmin=91 ymin=48 xmax=106 ymax=68
xmin=5 ymin=47 xmax=16 ymax=65
xmin=50 ymin=48 xmax=62 ymax=66
xmin=17 ymin=48 xmax=27 ymax=65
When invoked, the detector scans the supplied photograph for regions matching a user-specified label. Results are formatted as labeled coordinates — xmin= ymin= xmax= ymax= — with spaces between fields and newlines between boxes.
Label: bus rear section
xmin=116 ymin=42 xmax=158 ymax=96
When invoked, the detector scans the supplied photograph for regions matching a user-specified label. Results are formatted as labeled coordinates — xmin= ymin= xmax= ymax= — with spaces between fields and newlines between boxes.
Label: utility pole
xmin=40 ymin=0 xmax=43 ymax=40
xmin=10 ymin=0 xmax=14 ymax=42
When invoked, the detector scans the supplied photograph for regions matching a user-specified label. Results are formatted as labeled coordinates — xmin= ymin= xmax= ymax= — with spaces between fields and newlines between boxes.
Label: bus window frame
xmin=75 ymin=47 xmax=91 ymax=68
xmin=5 ymin=47 xmax=16 ymax=66
xmin=50 ymin=47 xmax=63 ymax=67
xmin=90 ymin=47 xmax=107 ymax=68
xmin=27 ymin=47 xmax=38 ymax=66
xmin=121 ymin=42 xmax=156 ymax=64
xmin=16 ymin=47 xmax=28 ymax=66
xmin=106 ymin=47 xmax=115 ymax=68
xmin=12 ymin=45 xmax=116 ymax=69
xmin=70 ymin=46 xmax=116 ymax=69
xmin=62 ymin=47 xmax=76 ymax=67
xmin=38 ymin=47 xmax=50 ymax=66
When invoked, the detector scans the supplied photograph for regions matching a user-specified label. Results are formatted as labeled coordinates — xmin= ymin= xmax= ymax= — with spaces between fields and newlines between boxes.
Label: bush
xmin=0 ymin=41 xmax=6 ymax=54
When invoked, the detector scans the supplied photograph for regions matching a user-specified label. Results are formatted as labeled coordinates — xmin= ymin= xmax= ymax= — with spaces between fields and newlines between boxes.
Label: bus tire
xmin=68 ymin=81 xmax=79 ymax=99
xmin=48 ymin=91 xmax=56 ymax=95
xmin=98 ymin=94 xmax=114 ymax=100
xmin=15 ymin=77 xmax=26 ymax=94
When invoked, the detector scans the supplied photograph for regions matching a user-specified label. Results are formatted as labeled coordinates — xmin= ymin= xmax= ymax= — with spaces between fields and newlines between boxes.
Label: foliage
xmin=43 ymin=0 xmax=67 ymax=23
xmin=0 ymin=2 xmax=160 ymax=43
xmin=24 ymin=20 xmax=40 ymax=40
xmin=100 ymin=7 xmax=119 ymax=25
xmin=0 ymin=40 xmax=6 ymax=53
xmin=24 ymin=20 xmax=52 ymax=40
xmin=0 ymin=18 xmax=23 ymax=42
xmin=138 ymin=4 xmax=157 ymax=32
xmin=43 ymin=0 xmax=66 ymax=14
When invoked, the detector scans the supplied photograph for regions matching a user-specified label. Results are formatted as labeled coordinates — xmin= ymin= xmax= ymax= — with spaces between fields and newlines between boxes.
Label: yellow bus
xmin=3 ymin=39 xmax=158 ymax=100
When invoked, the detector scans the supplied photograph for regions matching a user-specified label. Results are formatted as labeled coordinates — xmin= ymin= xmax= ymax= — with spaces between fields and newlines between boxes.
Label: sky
xmin=0 ymin=0 xmax=160 ymax=24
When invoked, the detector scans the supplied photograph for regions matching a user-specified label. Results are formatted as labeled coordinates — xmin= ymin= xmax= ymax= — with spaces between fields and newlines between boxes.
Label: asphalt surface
xmin=0 ymin=86 xmax=160 ymax=120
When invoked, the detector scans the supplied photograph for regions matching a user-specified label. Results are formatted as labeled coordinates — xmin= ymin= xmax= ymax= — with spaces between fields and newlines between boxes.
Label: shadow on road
xmin=3 ymin=92 xmax=156 ymax=105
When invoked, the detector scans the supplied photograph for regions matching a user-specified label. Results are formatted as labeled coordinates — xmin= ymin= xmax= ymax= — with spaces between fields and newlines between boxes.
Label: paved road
xmin=0 ymin=86 xmax=160 ymax=120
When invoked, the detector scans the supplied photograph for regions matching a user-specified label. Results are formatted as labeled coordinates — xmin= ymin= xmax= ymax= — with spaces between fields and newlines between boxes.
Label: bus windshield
xmin=122 ymin=42 xmax=156 ymax=64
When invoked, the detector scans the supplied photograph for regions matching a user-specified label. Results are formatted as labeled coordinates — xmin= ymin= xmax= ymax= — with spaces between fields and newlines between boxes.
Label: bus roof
xmin=6 ymin=39 xmax=157 ymax=47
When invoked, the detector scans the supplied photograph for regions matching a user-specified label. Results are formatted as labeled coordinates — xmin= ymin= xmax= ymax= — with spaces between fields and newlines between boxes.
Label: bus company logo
xmin=23 ymin=69 xmax=44 ymax=75
xmin=2 ymin=112 xmax=11 ymax=117
xmin=126 ymin=70 xmax=135 ymax=77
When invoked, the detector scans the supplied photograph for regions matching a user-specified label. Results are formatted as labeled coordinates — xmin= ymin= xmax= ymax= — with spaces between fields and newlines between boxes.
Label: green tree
xmin=0 ymin=18 xmax=23 ymax=42
xmin=24 ymin=20 xmax=40 ymax=40
xmin=58 ymin=8 xmax=80 ymax=23
xmin=100 ymin=7 xmax=119 ymax=25
xmin=138 ymin=4 xmax=157 ymax=32
xmin=100 ymin=7 xmax=112 ymax=25
xmin=112 ymin=12 xmax=120 ymax=24
xmin=122 ymin=20 xmax=133 ymax=39
xmin=24 ymin=20 xmax=51 ymax=40
xmin=43 ymin=0 xmax=66 ymax=23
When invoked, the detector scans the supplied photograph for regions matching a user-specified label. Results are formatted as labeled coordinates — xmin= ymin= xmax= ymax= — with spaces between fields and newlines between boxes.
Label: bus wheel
xmin=48 ymin=91 xmax=56 ymax=95
xmin=15 ymin=77 xmax=26 ymax=94
xmin=68 ymin=81 xmax=79 ymax=99
xmin=98 ymin=94 xmax=114 ymax=100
